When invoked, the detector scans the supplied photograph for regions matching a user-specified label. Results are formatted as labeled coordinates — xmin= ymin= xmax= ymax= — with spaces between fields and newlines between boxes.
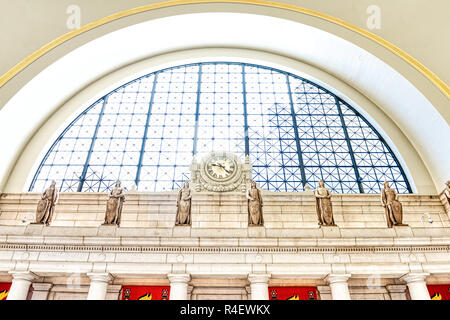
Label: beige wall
xmin=1 ymin=191 xmax=449 ymax=231
xmin=1 ymin=0 xmax=449 ymax=84
xmin=0 ymin=191 xmax=450 ymax=299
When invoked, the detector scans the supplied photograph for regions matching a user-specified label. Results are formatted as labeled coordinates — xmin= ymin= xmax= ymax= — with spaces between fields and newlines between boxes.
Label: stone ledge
xmin=0 ymin=240 xmax=448 ymax=254
xmin=1 ymin=225 xmax=450 ymax=241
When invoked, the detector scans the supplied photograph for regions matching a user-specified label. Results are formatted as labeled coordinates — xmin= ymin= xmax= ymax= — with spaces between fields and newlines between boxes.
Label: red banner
xmin=427 ymin=285 xmax=450 ymax=300
xmin=0 ymin=283 xmax=11 ymax=301
xmin=121 ymin=286 xmax=170 ymax=300
xmin=269 ymin=287 xmax=317 ymax=300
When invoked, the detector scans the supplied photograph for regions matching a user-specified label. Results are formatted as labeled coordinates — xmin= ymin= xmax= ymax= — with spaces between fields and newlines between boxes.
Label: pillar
xmin=7 ymin=271 xmax=36 ymax=300
xmin=401 ymin=273 xmax=430 ymax=300
xmin=316 ymin=285 xmax=332 ymax=300
xmin=325 ymin=274 xmax=351 ymax=300
xmin=386 ymin=284 xmax=408 ymax=300
xmin=87 ymin=273 xmax=112 ymax=300
xmin=31 ymin=283 xmax=53 ymax=300
xmin=248 ymin=274 xmax=270 ymax=300
xmin=168 ymin=273 xmax=191 ymax=300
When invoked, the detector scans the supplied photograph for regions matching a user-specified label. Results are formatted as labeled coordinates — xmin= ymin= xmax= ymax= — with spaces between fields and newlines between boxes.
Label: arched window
xmin=30 ymin=62 xmax=411 ymax=194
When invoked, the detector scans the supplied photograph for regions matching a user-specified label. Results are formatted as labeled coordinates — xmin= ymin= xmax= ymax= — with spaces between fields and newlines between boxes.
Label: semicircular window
xmin=30 ymin=62 xmax=412 ymax=194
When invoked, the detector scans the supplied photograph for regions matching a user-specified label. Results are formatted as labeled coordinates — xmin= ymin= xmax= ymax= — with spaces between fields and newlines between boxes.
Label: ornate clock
xmin=190 ymin=151 xmax=252 ymax=192
xmin=205 ymin=155 xmax=237 ymax=181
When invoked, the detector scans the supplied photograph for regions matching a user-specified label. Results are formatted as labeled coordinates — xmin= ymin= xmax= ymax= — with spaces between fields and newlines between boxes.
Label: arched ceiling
xmin=0 ymin=3 xmax=448 ymax=193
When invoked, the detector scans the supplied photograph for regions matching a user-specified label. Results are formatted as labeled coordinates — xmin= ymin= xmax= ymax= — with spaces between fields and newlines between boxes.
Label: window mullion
xmin=192 ymin=64 xmax=203 ymax=156
xmin=241 ymin=65 xmax=250 ymax=156
xmin=334 ymin=96 xmax=365 ymax=193
xmin=286 ymin=75 xmax=308 ymax=190
xmin=134 ymin=74 xmax=159 ymax=188
xmin=77 ymin=96 xmax=108 ymax=192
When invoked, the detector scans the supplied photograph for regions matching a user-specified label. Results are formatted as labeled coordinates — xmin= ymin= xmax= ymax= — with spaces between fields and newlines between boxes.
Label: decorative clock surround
xmin=190 ymin=152 xmax=252 ymax=192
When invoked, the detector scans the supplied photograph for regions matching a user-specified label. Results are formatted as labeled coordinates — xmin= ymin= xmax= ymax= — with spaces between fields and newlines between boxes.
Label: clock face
xmin=205 ymin=156 xmax=237 ymax=181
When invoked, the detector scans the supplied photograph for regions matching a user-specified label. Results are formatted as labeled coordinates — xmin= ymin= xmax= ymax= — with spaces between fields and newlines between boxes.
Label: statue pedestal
xmin=25 ymin=223 xmax=45 ymax=236
xmin=173 ymin=225 xmax=191 ymax=237
xmin=248 ymin=226 xmax=265 ymax=237
xmin=98 ymin=224 xmax=118 ymax=237
xmin=393 ymin=225 xmax=413 ymax=237
xmin=320 ymin=225 xmax=340 ymax=238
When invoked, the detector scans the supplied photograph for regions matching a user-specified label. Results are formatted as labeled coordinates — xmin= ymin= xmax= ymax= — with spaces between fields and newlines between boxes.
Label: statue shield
xmin=392 ymin=200 xmax=403 ymax=223
xmin=36 ymin=199 xmax=49 ymax=223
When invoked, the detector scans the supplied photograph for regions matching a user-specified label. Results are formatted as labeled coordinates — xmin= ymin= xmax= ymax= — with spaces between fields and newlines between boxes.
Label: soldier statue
xmin=103 ymin=180 xmax=125 ymax=226
xmin=176 ymin=181 xmax=192 ymax=225
xmin=314 ymin=180 xmax=336 ymax=226
xmin=35 ymin=180 xmax=59 ymax=225
xmin=381 ymin=181 xmax=407 ymax=228
xmin=247 ymin=181 xmax=264 ymax=226
xmin=445 ymin=180 xmax=450 ymax=204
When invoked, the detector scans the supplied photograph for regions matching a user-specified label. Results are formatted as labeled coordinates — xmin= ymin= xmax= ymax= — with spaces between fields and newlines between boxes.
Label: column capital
xmin=8 ymin=271 xmax=36 ymax=282
xmin=87 ymin=272 xmax=112 ymax=283
xmin=248 ymin=273 xmax=271 ymax=284
xmin=168 ymin=273 xmax=191 ymax=284
xmin=400 ymin=273 xmax=430 ymax=284
xmin=325 ymin=274 xmax=351 ymax=284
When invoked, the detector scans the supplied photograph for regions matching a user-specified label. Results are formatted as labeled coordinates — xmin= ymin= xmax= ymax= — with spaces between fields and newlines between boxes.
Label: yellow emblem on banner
xmin=431 ymin=293 xmax=442 ymax=300
xmin=138 ymin=293 xmax=152 ymax=300
xmin=0 ymin=290 xmax=8 ymax=300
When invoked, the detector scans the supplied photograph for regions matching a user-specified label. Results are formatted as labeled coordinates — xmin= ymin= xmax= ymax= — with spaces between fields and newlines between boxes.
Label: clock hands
xmin=211 ymin=162 xmax=232 ymax=174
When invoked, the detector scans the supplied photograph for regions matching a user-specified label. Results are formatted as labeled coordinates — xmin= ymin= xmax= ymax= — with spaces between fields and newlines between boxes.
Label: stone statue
xmin=103 ymin=180 xmax=125 ymax=226
xmin=445 ymin=180 xmax=450 ymax=203
xmin=314 ymin=180 xmax=336 ymax=226
xmin=381 ymin=181 xmax=407 ymax=228
xmin=35 ymin=180 xmax=59 ymax=225
xmin=247 ymin=181 xmax=264 ymax=226
xmin=176 ymin=182 xmax=192 ymax=225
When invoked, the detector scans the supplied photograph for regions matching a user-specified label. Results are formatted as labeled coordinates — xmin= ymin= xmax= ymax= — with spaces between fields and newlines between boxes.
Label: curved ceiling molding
xmin=0 ymin=0 xmax=448 ymax=99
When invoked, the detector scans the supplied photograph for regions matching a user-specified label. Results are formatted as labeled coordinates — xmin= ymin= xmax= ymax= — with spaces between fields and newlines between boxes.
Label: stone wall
xmin=0 ymin=191 xmax=448 ymax=231
xmin=0 ymin=191 xmax=449 ymax=300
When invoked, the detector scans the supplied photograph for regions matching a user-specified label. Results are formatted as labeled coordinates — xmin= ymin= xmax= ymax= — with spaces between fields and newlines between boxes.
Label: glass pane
xmin=30 ymin=63 xmax=411 ymax=194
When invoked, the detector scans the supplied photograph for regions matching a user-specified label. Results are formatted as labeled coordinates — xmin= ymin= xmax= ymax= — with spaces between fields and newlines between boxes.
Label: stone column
xmin=7 ymin=271 xmax=36 ymax=300
xmin=87 ymin=273 xmax=112 ymax=300
xmin=187 ymin=285 xmax=194 ymax=300
xmin=168 ymin=274 xmax=191 ymax=300
xmin=386 ymin=284 xmax=408 ymax=300
xmin=316 ymin=285 xmax=332 ymax=300
xmin=325 ymin=274 xmax=351 ymax=300
xmin=401 ymin=273 xmax=430 ymax=300
xmin=248 ymin=274 xmax=270 ymax=300
xmin=31 ymin=283 xmax=53 ymax=300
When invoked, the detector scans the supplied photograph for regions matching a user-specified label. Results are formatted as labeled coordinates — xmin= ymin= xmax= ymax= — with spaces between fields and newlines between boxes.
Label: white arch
xmin=0 ymin=12 xmax=447 ymax=193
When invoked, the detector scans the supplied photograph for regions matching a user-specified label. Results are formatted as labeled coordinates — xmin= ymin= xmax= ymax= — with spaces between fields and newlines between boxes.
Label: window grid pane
xmin=30 ymin=62 xmax=411 ymax=194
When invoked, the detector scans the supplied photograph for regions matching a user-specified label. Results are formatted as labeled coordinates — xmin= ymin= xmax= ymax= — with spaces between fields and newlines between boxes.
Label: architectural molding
xmin=400 ymin=273 xmax=430 ymax=284
xmin=0 ymin=0 xmax=447 ymax=98
xmin=0 ymin=243 xmax=449 ymax=254
xmin=8 ymin=270 xmax=36 ymax=282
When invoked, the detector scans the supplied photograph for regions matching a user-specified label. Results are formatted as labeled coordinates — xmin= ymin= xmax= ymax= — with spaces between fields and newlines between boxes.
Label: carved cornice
xmin=0 ymin=243 xmax=448 ymax=254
